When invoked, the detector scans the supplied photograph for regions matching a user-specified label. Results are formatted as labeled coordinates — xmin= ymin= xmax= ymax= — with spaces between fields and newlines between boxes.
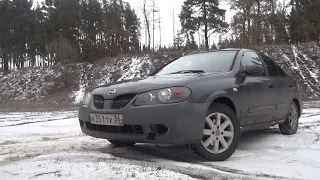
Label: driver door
xmin=237 ymin=51 xmax=278 ymax=125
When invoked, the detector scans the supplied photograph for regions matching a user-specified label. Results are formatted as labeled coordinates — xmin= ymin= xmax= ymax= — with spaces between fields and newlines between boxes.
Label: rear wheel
xmin=279 ymin=102 xmax=299 ymax=135
xmin=108 ymin=140 xmax=136 ymax=147
xmin=188 ymin=104 xmax=240 ymax=161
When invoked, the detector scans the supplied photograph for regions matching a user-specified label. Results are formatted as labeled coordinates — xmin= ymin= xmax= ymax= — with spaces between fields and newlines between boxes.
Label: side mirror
xmin=244 ymin=65 xmax=264 ymax=76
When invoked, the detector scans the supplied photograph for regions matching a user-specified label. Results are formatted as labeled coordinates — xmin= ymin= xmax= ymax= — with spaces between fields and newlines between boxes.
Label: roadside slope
xmin=0 ymin=42 xmax=319 ymax=105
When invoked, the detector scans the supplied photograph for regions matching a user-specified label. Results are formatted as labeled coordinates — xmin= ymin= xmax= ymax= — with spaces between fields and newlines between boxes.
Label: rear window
xmin=276 ymin=64 xmax=287 ymax=77
xmin=156 ymin=51 xmax=237 ymax=75
xmin=259 ymin=53 xmax=280 ymax=77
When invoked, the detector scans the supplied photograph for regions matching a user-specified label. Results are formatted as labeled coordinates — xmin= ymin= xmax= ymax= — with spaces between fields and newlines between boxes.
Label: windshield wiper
xmin=169 ymin=70 xmax=205 ymax=74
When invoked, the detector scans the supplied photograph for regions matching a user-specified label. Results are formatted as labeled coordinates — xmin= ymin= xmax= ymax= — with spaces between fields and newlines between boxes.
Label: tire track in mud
xmin=0 ymin=116 xmax=59 ymax=122
xmin=0 ymin=111 xmax=77 ymax=126
xmin=301 ymin=113 xmax=320 ymax=118
xmin=0 ymin=133 xmax=86 ymax=166
xmin=122 ymin=145 xmax=290 ymax=180
xmin=74 ymin=146 xmax=252 ymax=180
xmin=1 ymin=143 xmax=218 ymax=180
xmin=0 ymin=153 xmax=42 ymax=166
xmin=0 ymin=116 xmax=76 ymax=127
xmin=0 ymin=135 xmax=308 ymax=180
xmin=80 ymin=142 xmax=289 ymax=179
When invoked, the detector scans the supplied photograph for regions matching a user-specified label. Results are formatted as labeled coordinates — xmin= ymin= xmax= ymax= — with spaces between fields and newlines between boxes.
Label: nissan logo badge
xmin=108 ymin=89 xmax=116 ymax=96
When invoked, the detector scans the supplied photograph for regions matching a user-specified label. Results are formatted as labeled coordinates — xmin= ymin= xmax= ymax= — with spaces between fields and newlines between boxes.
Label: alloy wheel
xmin=201 ymin=112 xmax=234 ymax=154
xmin=288 ymin=104 xmax=298 ymax=128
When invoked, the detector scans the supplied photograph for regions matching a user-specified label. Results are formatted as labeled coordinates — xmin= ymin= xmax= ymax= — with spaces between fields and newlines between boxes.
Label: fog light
xmin=150 ymin=124 xmax=169 ymax=135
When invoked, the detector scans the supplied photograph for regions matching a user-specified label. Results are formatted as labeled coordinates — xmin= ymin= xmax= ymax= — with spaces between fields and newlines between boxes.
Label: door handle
xmin=268 ymin=83 xmax=274 ymax=88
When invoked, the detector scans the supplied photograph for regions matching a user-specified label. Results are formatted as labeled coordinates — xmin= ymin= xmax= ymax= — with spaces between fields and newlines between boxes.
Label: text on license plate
xmin=90 ymin=114 xmax=123 ymax=126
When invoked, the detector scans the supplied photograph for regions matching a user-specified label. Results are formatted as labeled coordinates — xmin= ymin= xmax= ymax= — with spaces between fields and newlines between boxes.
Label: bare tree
xmin=143 ymin=0 xmax=151 ymax=50
xmin=46 ymin=37 xmax=79 ymax=86
xmin=170 ymin=8 xmax=176 ymax=48
xmin=46 ymin=38 xmax=78 ymax=65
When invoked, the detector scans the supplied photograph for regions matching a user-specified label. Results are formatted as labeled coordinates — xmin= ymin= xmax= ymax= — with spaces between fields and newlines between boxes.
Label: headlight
xmin=134 ymin=87 xmax=191 ymax=106
xmin=81 ymin=92 xmax=92 ymax=105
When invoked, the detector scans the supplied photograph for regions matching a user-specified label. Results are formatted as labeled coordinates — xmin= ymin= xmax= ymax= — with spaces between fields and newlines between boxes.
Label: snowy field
xmin=1 ymin=107 xmax=320 ymax=180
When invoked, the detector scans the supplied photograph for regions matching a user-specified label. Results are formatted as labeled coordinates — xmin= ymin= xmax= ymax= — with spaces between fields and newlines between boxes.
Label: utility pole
xmin=159 ymin=8 xmax=162 ymax=49
xmin=151 ymin=0 xmax=159 ymax=51
xmin=152 ymin=0 xmax=155 ymax=51
xmin=172 ymin=8 xmax=175 ymax=48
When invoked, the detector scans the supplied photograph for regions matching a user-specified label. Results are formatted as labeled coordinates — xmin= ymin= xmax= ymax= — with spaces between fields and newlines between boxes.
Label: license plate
xmin=90 ymin=113 xmax=123 ymax=126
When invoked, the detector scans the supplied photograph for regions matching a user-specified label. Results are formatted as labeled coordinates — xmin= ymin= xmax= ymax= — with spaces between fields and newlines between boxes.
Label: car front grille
xmin=93 ymin=95 xmax=105 ymax=109
xmin=84 ymin=121 xmax=144 ymax=135
xmin=93 ymin=94 xmax=136 ymax=109
xmin=111 ymin=94 xmax=136 ymax=109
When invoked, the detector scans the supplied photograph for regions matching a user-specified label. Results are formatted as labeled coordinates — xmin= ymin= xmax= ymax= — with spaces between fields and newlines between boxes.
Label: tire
xmin=108 ymin=140 xmax=136 ymax=147
xmin=279 ymin=102 xmax=299 ymax=135
xmin=188 ymin=103 xmax=240 ymax=161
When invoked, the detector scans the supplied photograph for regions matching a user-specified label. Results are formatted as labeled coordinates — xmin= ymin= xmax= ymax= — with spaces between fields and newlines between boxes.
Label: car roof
xmin=220 ymin=48 xmax=242 ymax=51
xmin=184 ymin=48 xmax=254 ymax=57
xmin=219 ymin=48 xmax=255 ymax=52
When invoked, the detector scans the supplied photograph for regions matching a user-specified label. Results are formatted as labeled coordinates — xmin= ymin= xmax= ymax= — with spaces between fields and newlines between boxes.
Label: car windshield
xmin=155 ymin=51 xmax=238 ymax=75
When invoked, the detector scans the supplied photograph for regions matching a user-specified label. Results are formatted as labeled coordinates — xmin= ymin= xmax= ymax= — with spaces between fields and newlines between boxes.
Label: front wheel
xmin=279 ymin=102 xmax=299 ymax=135
xmin=188 ymin=104 xmax=240 ymax=161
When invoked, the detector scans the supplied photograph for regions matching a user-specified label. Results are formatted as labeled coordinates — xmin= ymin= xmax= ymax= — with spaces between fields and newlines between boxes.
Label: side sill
xmin=240 ymin=119 xmax=286 ymax=132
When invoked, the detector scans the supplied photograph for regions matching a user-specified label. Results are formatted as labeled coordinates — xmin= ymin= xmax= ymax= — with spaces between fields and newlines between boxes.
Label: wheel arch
xmin=205 ymin=90 xmax=240 ymax=118
xmin=293 ymin=98 xmax=301 ymax=117
xmin=209 ymin=97 xmax=237 ymax=115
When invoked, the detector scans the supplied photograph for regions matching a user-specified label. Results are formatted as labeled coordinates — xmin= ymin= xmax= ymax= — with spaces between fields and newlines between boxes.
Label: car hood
xmin=90 ymin=72 xmax=227 ymax=99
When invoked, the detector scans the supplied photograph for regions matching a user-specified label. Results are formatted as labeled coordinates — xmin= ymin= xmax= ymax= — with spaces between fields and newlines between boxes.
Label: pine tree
xmin=0 ymin=0 xmax=35 ymax=71
xmin=0 ymin=0 xmax=142 ymax=71
xmin=0 ymin=0 xmax=14 ymax=71
xmin=174 ymin=30 xmax=184 ymax=50
xmin=289 ymin=0 xmax=320 ymax=43
xmin=179 ymin=0 xmax=228 ymax=50
xmin=124 ymin=2 xmax=141 ymax=54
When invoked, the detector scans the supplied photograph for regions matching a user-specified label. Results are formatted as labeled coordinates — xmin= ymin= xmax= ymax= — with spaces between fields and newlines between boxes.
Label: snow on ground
xmin=1 ymin=106 xmax=320 ymax=180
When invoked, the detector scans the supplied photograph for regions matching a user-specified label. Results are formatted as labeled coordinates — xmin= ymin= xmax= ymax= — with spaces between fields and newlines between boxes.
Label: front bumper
xmin=78 ymin=100 xmax=209 ymax=145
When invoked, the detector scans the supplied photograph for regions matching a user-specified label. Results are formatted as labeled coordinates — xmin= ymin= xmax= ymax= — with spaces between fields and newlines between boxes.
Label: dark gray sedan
xmin=78 ymin=49 xmax=303 ymax=161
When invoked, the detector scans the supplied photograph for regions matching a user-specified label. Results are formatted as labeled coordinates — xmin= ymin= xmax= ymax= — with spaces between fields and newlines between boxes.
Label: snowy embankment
xmin=261 ymin=43 xmax=320 ymax=99
xmin=0 ymin=42 xmax=319 ymax=105
xmin=1 ymin=105 xmax=320 ymax=180
xmin=0 ymin=67 xmax=63 ymax=103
